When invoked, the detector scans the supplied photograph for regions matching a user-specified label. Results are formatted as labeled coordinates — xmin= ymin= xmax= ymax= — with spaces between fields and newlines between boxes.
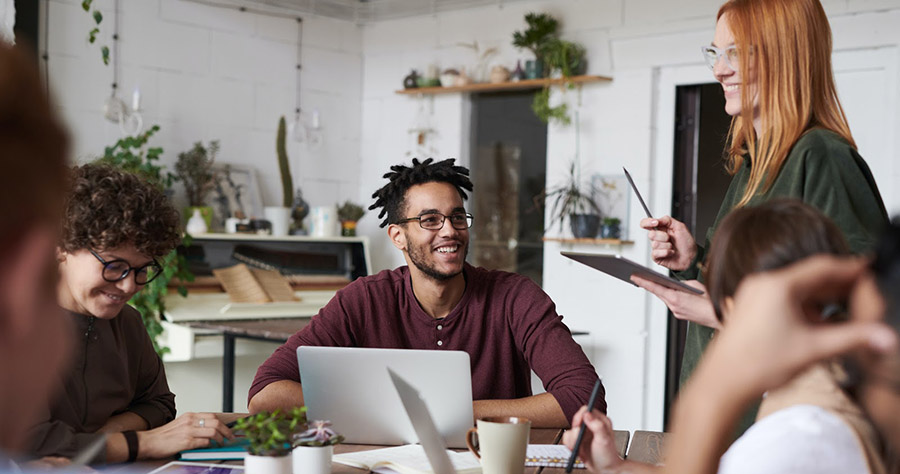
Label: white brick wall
xmin=47 ymin=0 xmax=363 ymax=212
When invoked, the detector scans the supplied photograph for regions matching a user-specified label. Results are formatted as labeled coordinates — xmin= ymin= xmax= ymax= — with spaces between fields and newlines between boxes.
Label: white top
xmin=718 ymin=404 xmax=868 ymax=474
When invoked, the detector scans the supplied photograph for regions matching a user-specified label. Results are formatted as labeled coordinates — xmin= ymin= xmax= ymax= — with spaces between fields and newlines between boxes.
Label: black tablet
xmin=561 ymin=251 xmax=704 ymax=295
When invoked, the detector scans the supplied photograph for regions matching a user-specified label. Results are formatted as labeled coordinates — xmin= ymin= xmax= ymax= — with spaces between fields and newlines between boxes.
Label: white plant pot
xmin=264 ymin=206 xmax=292 ymax=236
xmin=244 ymin=453 xmax=292 ymax=474
xmin=292 ymin=445 xmax=333 ymax=474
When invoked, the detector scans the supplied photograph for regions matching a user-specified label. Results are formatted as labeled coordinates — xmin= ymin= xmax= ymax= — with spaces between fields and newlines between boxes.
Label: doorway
xmin=468 ymin=91 xmax=548 ymax=285
xmin=664 ymin=82 xmax=732 ymax=426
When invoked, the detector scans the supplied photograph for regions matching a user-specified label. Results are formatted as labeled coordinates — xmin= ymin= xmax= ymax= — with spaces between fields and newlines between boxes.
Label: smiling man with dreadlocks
xmin=248 ymin=158 xmax=603 ymax=427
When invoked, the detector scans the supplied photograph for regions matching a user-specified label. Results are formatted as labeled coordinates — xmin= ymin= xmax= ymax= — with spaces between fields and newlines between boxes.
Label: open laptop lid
xmin=297 ymin=346 xmax=474 ymax=448
xmin=389 ymin=368 xmax=457 ymax=474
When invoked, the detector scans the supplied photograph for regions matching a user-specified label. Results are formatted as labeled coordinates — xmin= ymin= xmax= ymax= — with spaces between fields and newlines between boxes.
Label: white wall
xmin=358 ymin=0 xmax=900 ymax=432
xmin=46 ymin=0 xmax=364 ymax=212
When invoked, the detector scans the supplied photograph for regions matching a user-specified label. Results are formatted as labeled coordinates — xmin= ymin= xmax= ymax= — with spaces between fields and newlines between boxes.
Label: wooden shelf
xmin=542 ymin=237 xmax=635 ymax=245
xmin=395 ymin=75 xmax=611 ymax=95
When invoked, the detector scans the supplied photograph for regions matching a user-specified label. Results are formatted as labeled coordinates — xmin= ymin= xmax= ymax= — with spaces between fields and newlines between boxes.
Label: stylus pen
xmin=566 ymin=379 xmax=603 ymax=473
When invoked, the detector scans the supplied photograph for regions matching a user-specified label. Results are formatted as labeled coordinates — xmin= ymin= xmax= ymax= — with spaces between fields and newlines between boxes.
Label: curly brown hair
xmin=61 ymin=164 xmax=182 ymax=257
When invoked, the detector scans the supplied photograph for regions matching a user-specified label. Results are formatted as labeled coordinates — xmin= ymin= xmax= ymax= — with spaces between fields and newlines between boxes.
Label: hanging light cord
xmin=294 ymin=17 xmax=303 ymax=116
xmin=110 ymin=0 xmax=120 ymax=96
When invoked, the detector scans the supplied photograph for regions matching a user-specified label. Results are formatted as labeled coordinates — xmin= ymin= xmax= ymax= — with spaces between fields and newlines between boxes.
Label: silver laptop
xmin=296 ymin=346 xmax=474 ymax=448
xmin=389 ymin=368 xmax=457 ymax=474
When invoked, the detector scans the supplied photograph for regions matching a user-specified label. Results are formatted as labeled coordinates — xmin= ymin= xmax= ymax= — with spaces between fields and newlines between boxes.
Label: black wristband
xmin=122 ymin=430 xmax=139 ymax=463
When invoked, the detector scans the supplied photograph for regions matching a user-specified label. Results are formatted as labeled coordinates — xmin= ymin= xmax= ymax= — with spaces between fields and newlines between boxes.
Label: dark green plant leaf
xmin=93 ymin=10 xmax=103 ymax=24
xmin=82 ymin=0 xmax=92 ymax=12
xmin=101 ymin=46 xmax=110 ymax=65
xmin=88 ymin=28 xmax=99 ymax=43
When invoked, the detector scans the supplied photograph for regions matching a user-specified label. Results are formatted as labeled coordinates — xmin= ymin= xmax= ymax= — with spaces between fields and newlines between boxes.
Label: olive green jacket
xmin=676 ymin=128 xmax=888 ymax=434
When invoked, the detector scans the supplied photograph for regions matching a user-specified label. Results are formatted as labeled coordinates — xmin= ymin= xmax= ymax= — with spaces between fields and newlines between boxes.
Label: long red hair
xmin=717 ymin=0 xmax=854 ymax=206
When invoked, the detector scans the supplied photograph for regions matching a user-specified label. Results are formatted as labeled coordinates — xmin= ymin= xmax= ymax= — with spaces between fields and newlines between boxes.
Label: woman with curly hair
xmin=28 ymin=164 xmax=234 ymax=464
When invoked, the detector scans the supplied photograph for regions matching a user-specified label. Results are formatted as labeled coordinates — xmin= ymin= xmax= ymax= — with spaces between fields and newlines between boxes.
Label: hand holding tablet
xmin=561 ymin=252 xmax=704 ymax=295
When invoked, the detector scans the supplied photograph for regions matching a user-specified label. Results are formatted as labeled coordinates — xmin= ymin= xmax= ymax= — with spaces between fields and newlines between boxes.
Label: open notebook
xmin=333 ymin=369 xmax=481 ymax=474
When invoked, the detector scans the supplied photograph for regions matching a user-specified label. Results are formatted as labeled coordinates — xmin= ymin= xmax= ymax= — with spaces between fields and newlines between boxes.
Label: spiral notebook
xmin=525 ymin=445 xmax=585 ymax=469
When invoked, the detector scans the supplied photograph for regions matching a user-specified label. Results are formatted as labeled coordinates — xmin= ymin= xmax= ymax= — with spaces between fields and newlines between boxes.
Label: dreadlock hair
xmin=369 ymin=158 xmax=473 ymax=228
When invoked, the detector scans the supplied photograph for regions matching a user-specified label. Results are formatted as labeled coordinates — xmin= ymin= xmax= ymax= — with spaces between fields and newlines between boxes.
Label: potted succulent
xmin=600 ymin=217 xmax=621 ymax=239
xmin=336 ymin=201 xmax=365 ymax=237
xmin=175 ymin=140 xmax=219 ymax=232
xmin=234 ymin=408 xmax=307 ymax=474
xmin=536 ymin=161 xmax=601 ymax=239
xmin=292 ymin=420 xmax=345 ymax=474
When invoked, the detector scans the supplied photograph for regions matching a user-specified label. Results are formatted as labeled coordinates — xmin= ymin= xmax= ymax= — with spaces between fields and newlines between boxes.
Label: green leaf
xmin=82 ymin=0 xmax=92 ymax=12
xmin=101 ymin=46 xmax=110 ymax=65
xmin=88 ymin=28 xmax=99 ymax=44
xmin=93 ymin=10 xmax=103 ymax=24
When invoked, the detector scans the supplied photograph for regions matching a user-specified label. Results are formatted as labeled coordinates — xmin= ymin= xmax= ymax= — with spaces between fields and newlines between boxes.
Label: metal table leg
xmin=222 ymin=334 xmax=235 ymax=412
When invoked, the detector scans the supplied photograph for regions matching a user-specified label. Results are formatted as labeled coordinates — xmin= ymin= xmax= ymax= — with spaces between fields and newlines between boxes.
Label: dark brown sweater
xmin=28 ymin=305 xmax=175 ymax=461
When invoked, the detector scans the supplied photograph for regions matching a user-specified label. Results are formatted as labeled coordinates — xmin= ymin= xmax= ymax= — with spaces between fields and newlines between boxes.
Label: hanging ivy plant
xmin=82 ymin=0 xmax=110 ymax=65
xmin=95 ymin=125 xmax=194 ymax=356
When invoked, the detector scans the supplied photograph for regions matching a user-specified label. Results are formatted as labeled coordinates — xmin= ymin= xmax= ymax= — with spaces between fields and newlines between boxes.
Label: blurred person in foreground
xmin=564 ymin=200 xmax=900 ymax=473
xmin=0 ymin=43 xmax=72 ymax=467
xmin=27 ymin=164 xmax=234 ymax=464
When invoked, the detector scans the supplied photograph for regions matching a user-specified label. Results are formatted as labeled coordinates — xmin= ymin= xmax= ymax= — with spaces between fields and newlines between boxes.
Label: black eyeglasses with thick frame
xmin=396 ymin=212 xmax=474 ymax=230
xmin=89 ymin=249 xmax=163 ymax=285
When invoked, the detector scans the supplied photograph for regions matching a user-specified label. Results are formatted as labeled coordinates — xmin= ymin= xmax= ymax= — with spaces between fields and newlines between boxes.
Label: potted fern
xmin=234 ymin=408 xmax=307 ymax=474
xmin=536 ymin=161 xmax=601 ymax=239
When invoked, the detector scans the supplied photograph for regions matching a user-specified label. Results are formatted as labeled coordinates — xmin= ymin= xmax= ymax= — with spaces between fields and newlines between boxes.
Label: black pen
xmin=566 ymin=379 xmax=603 ymax=473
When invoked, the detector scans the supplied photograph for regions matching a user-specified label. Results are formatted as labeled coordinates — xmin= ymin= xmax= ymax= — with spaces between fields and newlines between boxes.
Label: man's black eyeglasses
xmin=397 ymin=212 xmax=474 ymax=230
xmin=90 ymin=249 xmax=162 ymax=285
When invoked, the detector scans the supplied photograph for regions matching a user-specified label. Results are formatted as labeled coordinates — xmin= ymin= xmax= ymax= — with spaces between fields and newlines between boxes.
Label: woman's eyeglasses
xmin=89 ymin=249 xmax=162 ymax=285
xmin=700 ymin=45 xmax=741 ymax=72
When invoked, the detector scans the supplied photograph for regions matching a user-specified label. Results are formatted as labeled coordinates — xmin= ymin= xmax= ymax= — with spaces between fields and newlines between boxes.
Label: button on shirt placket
xmin=436 ymin=323 xmax=444 ymax=347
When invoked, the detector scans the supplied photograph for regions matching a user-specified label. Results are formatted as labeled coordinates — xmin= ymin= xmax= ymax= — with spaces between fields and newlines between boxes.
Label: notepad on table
xmin=178 ymin=437 xmax=249 ymax=461
xmin=333 ymin=444 xmax=482 ymax=474
xmin=525 ymin=444 xmax=585 ymax=469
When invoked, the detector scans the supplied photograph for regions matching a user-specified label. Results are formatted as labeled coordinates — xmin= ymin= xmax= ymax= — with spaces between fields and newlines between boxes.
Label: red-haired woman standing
xmin=634 ymin=0 xmax=889 ymax=429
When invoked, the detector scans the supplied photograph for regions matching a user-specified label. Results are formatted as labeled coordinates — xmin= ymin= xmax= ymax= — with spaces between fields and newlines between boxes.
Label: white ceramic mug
xmin=309 ymin=205 xmax=337 ymax=237
xmin=466 ymin=417 xmax=531 ymax=474
xmin=264 ymin=206 xmax=291 ymax=236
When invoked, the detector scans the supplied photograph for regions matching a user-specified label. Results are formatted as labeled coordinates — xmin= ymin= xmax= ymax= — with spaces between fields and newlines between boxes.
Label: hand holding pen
xmin=564 ymin=379 xmax=603 ymax=472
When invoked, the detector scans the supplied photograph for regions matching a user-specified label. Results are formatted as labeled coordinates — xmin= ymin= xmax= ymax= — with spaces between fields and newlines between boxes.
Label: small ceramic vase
xmin=185 ymin=208 xmax=208 ymax=235
xmin=511 ymin=60 xmax=525 ymax=82
xmin=489 ymin=65 xmax=510 ymax=84
xmin=403 ymin=69 xmax=419 ymax=89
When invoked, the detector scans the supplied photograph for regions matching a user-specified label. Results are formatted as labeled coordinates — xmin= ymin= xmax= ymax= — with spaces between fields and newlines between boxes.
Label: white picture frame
xmin=209 ymin=164 xmax=264 ymax=223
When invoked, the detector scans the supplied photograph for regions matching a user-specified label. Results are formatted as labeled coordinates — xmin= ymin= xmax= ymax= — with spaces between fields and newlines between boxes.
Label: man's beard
xmin=406 ymin=238 xmax=468 ymax=281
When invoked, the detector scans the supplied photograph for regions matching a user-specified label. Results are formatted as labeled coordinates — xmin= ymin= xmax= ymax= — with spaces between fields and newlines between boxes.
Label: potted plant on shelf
xmin=292 ymin=420 xmax=345 ymax=474
xmin=512 ymin=12 xmax=558 ymax=79
xmin=336 ymin=201 xmax=365 ymax=236
xmin=512 ymin=12 xmax=587 ymax=125
xmin=234 ymin=407 xmax=307 ymax=474
xmin=600 ymin=217 xmax=621 ymax=239
xmin=266 ymin=116 xmax=295 ymax=236
xmin=536 ymin=160 xmax=601 ymax=239
xmin=175 ymin=140 xmax=219 ymax=233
